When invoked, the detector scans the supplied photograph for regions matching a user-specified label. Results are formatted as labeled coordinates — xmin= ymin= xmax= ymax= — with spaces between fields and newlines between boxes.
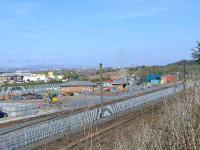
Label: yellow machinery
xmin=51 ymin=97 xmax=60 ymax=103
xmin=46 ymin=90 xmax=61 ymax=104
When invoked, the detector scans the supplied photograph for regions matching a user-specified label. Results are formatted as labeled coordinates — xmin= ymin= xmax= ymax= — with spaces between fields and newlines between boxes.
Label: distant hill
xmin=166 ymin=60 xmax=197 ymax=66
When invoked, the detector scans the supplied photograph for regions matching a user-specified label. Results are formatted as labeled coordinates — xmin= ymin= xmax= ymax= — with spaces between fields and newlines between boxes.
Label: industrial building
xmin=103 ymin=80 xmax=114 ymax=88
xmin=59 ymin=81 xmax=97 ymax=96
xmin=0 ymin=73 xmax=25 ymax=84
xmin=23 ymin=74 xmax=47 ymax=82
xmin=112 ymin=80 xmax=129 ymax=92
xmin=146 ymin=74 xmax=177 ymax=85
xmin=161 ymin=75 xmax=177 ymax=84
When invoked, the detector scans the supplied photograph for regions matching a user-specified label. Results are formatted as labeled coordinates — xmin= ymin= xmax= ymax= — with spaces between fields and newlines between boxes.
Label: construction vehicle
xmin=46 ymin=90 xmax=61 ymax=104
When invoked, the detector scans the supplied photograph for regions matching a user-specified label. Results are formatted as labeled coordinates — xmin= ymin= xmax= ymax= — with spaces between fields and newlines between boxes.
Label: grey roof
xmin=61 ymin=81 xmax=97 ymax=87
xmin=112 ymin=80 xmax=129 ymax=85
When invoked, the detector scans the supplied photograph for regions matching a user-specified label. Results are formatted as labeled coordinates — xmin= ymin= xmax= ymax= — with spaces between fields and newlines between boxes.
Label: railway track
xmin=0 ymin=83 xmax=185 ymax=150
xmin=0 ymin=83 xmax=175 ymax=129
xmin=37 ymin=98 xmax=166 ymax=150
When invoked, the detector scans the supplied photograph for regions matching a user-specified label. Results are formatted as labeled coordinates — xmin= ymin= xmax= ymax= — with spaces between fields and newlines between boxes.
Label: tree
xmin=91 ymin=78 xmax=101 ymax=82
xmin=191 ymin=41 xmax=200 ymax=63
xmin=151 ymin=66 xmax=162 ymax=74
xmin=63 ymin=72 xmax=80 ymax=80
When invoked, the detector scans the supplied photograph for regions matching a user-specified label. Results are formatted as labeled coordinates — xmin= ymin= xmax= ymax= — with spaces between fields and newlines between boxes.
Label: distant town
xmin=0 ymin=60 xmax=196 ymax=101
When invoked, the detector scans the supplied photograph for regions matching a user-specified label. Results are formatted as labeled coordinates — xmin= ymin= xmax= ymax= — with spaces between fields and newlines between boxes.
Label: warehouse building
xmin=112 ymin=80 xmax=129 ymax=92
xmin=161 ymin=75 xmax=177 ymax=84
xmin=59 ymin=81 xmax=97 ymax=96
xmin=23 ymin=74 xmax=47 ymax=82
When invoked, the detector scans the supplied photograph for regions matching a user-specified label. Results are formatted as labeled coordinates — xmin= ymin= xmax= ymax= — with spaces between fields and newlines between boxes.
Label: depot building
xmin=59 ymin=81 xmax=97 ymax=96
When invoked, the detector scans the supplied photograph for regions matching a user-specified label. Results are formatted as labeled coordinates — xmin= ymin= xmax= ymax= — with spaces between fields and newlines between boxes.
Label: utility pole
xmin=183 ymin=60 xmax=186 ymax=90
xmin=99 ymin=63 xmax=103 ymax=105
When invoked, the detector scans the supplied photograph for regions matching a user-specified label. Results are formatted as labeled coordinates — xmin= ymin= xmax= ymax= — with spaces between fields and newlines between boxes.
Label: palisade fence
xmin=0 ymin=83 xmax=65 ymax=96
xmin=0 ymin=82 xmax=178 ymax=97
xmin=0 ymin=103 xmax=38 ymax=117
xmin=0 ymin=81 xmax=198 ymax=150
xmin=0 ymin=85 xmax=184 ymax=150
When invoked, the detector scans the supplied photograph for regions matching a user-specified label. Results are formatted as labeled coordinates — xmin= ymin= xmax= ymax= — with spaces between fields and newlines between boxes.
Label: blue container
xmin=151 ymin=80 xmax=160 ymax=85
xmin=146 ymin=74 xmax=161 ymax=82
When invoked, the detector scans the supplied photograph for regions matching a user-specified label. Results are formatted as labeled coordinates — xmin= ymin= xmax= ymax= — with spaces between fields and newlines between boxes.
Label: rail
xmin=0 ymin=85 xmax=186 ymax=150
xmin=0 ymin=80 xmax=198 ymax=150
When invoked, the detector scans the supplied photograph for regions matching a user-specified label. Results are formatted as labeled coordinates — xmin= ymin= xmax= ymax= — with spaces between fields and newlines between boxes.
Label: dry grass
xmin=37 ymin=85 xmax=200 ymax=150
xmin=112 ymin=86 xmax=200 ymax=150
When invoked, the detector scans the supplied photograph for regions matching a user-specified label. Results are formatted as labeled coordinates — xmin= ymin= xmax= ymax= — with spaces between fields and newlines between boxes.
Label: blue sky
xmin=0 ymin=0 xmax=200 ymax=68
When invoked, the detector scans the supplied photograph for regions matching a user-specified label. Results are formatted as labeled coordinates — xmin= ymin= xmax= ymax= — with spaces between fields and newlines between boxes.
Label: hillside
xmin=166 ymin=60 xmax=197 ymax=66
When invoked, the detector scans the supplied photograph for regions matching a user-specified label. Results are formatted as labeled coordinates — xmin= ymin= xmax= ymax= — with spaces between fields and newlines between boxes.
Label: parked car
xmin=0 ymin=111 xmax=8 ymax=118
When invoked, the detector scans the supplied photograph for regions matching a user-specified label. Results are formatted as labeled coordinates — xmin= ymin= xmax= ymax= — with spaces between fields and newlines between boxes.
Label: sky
xmin=0 ymin=0 xmax=200 ymax=68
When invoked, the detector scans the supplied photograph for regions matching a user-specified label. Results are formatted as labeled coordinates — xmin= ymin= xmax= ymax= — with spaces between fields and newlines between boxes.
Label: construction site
xmin=0 ymin=72 xmax=190 ymax=149
xmin=1 ymin=0 xmax=200 ymax=149
xmin=3 ymin=53 xmax=200 ymax=150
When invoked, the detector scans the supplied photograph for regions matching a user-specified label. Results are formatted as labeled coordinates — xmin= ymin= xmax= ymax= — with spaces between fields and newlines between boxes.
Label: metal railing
xmin=0 ymin=84 xmax=186 ymax=150
xmin=0 ymin=83 xmax=65 ymax=96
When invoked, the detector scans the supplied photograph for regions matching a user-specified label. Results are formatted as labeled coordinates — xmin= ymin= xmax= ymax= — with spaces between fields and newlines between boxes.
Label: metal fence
xmin=0 ymin=84 xmax=186 ymax=150
xmin=0 ymin=103 xmax=38 ymax=117
xmin=0 ymin=83 xmax=65 ymax=96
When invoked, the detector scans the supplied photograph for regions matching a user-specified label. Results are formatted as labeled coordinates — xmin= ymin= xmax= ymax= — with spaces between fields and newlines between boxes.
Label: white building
xmin=23 ymin=74 xmax=47 ymax=82
xmin=0 ymin=75 xmax=7 ymax=84
xmin=56 ymin=75 xmax=63 ymax=80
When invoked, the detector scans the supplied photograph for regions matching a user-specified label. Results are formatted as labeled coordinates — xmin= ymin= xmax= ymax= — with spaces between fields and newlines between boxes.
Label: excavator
xmin=46 ymin=90 xmax=61 ymax=104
